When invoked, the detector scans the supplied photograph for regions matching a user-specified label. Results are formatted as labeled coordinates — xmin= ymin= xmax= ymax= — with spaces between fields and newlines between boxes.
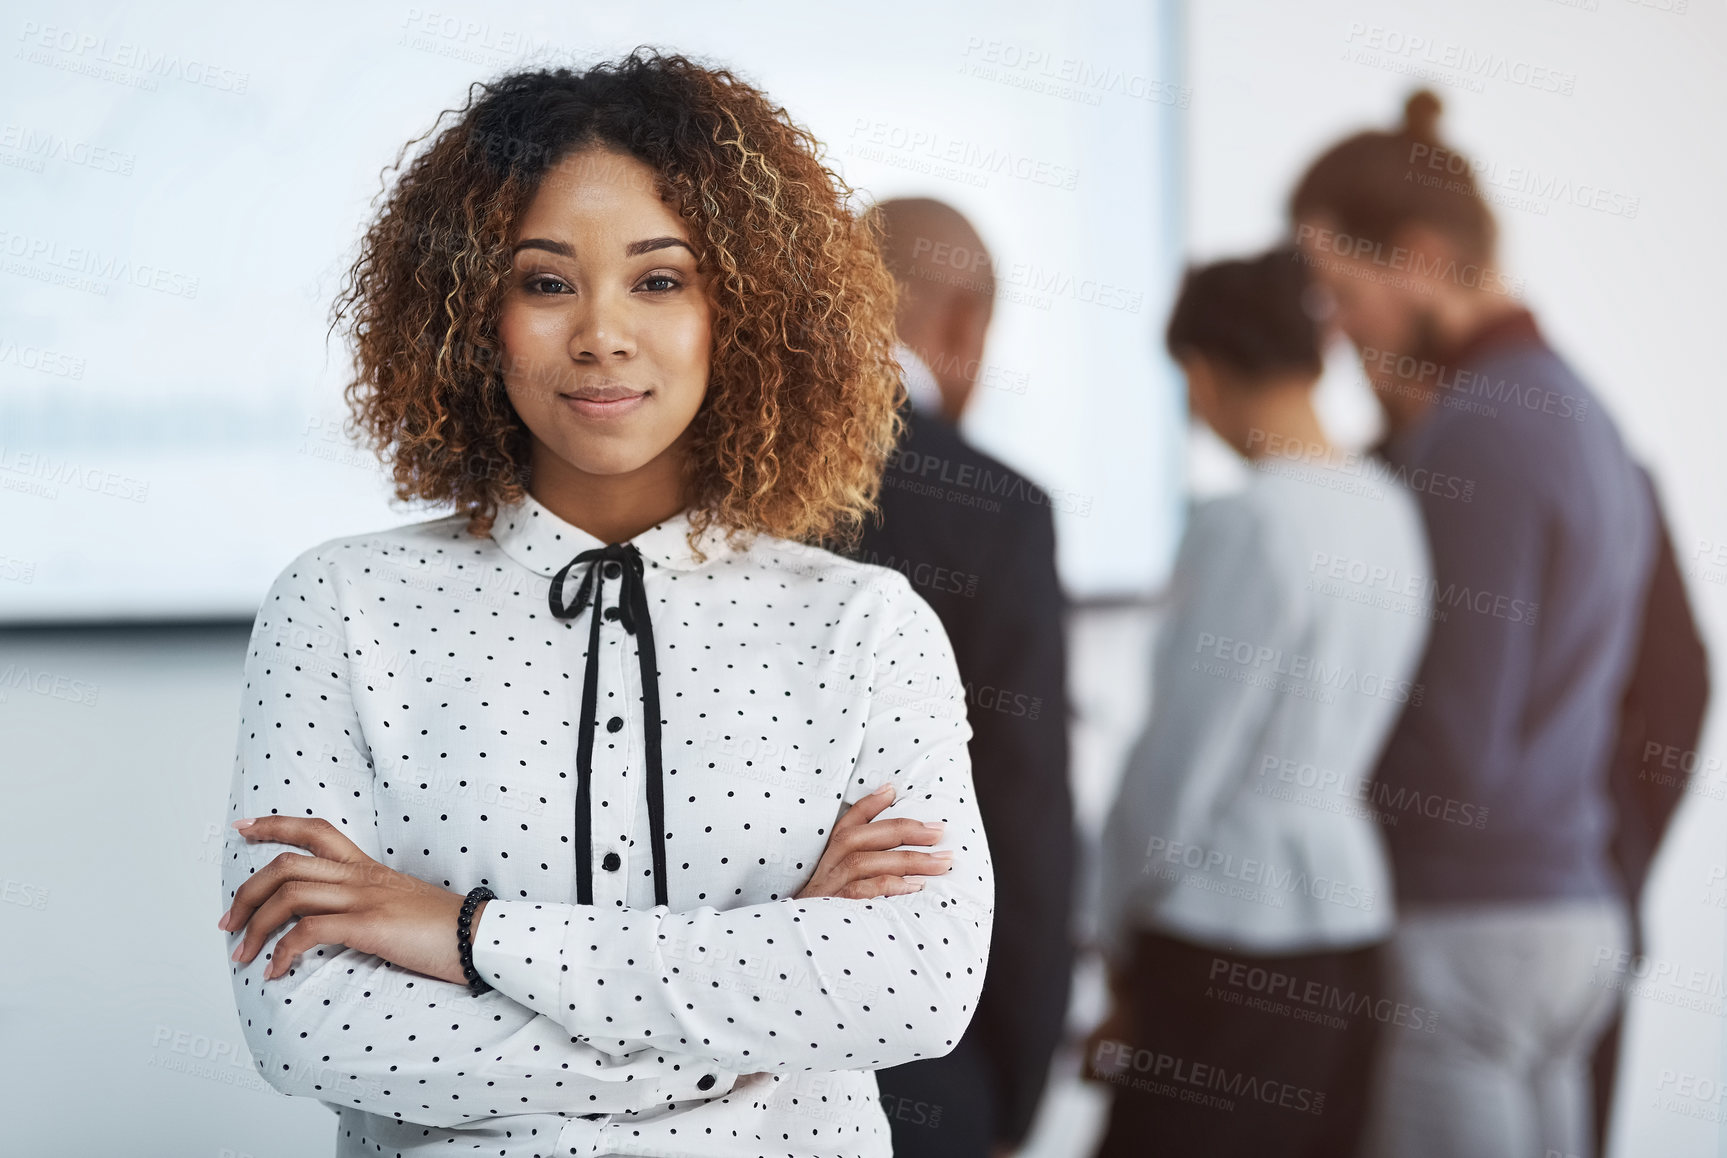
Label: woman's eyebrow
xmin=512 ymin=238 xmax=573 ymax=258
xmin=510 ymin=237 xmax=695 ymax=259
xmin=623 ymin=236 xmax=696 ymax=258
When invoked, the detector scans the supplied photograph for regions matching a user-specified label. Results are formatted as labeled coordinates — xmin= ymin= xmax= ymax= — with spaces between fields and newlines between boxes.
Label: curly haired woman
xmin=214 ymin=47 xmax=993 ymax=1158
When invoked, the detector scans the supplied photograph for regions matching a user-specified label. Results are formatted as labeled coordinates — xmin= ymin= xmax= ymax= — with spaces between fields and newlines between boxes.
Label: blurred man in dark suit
xmin=855 ymin=198 xmax=1076 ymax=1158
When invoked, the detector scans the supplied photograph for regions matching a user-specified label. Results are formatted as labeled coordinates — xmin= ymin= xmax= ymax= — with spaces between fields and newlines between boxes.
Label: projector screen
xmin=0 ymin=0 xmax=1186 ymax=622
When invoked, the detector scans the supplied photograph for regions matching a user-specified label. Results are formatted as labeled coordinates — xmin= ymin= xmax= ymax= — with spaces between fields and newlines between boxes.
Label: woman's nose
xmin=570 ymin=291 xmax=635 ymax=360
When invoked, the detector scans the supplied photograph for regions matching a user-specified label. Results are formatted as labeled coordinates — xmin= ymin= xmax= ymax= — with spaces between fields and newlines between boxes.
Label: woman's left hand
xmin=216 ymin=816 xmax=479 ymax=986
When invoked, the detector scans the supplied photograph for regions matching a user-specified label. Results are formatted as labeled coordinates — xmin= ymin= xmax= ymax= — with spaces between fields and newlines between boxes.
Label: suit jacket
xmin=1590 ymin=466 xmax=1710 ymax=1148
xmin=1605 ymin=466 xmax=1710 ymax=924
xmin=845 ymin=401 xmax=1077 ymax=1153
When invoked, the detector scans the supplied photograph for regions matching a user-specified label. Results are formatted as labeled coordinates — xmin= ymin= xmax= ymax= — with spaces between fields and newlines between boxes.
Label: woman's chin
xmin=552 ymin=445 xmax=668 ymax=480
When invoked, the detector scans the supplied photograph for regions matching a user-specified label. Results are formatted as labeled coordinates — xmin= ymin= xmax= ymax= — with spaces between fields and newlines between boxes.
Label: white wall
xmin=1182 ymin=3 xmax=1727 ymax=1154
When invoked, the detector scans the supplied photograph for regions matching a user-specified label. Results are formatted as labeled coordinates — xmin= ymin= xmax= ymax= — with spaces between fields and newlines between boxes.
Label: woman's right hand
xmin=795 ymin=784 xmax=954 ymax=900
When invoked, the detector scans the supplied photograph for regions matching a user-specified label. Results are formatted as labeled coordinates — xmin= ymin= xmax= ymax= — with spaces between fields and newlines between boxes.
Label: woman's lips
xmin=560 ymin=391 xmax=647 ymax=420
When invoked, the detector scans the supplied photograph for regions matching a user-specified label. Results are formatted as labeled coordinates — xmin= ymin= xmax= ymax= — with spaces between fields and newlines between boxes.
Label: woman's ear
xmin=1180 ymin=353 xmax=1216 ymax=422
xmin=1302 ymin=281 xmax=1340 ymax=348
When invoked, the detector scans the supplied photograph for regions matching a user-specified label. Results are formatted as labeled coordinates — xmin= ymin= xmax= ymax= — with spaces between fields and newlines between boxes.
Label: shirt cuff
xmin=469 ymin=899 xmax=738 ymax=1103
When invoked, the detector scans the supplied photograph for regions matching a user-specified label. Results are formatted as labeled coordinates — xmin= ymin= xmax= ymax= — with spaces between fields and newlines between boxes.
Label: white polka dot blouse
xmin=219 ymin=489 xmax=995 ymax=1158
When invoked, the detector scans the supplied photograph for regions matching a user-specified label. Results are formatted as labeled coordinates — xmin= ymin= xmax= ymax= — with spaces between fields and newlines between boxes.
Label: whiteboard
xmin=0 ymin=0 xmax=1185 ymax=621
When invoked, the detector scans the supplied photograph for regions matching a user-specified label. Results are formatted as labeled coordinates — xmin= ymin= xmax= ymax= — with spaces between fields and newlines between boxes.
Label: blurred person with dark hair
xmin=1086 ymin=245 xmax=1432 ymax=1158
xmin=846 ymin=197 xmax=1076 ymax=1158
xmin=1289 ymin=91 xmax=1658 ymax=1158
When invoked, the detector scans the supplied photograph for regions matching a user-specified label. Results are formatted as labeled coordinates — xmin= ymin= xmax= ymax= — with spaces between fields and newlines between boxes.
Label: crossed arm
xmin=218 ymin=554 xmax=992 ymax=1127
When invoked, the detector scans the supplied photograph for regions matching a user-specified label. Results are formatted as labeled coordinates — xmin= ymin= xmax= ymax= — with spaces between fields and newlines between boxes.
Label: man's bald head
xmin=874 ymin=198 xmax=997 ymax=316
xmin=870 ymin=198 xmax=997 ymax=421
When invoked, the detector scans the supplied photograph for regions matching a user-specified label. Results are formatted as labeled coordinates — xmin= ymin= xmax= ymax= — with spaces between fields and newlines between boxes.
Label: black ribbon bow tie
xmin=547 ymin=542 xmax=669 ymax=908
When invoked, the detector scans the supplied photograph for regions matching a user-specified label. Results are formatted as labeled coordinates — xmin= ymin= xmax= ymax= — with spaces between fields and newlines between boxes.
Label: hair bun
xmin=1402 ymin=89 xmax=1442 ymax=141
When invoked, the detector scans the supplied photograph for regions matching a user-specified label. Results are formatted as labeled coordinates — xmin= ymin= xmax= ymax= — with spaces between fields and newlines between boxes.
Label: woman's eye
xmin=639 ymin=275 xmax=681 ymax=293
xmin=525 ymin=274 xmax=570 ymax=295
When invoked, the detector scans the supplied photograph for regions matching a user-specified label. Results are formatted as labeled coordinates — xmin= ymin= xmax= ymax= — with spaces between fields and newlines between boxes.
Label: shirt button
xmin=606 ymin=715 xmax=624 ymax=733
xmin=603 ymin=561 xmax=622 ymax=579
xmin=603 ymin=606 xmax=620 ymax=621
xmin=601 ymin=851 xmax=622 ymax=872
xmin=697 ymin=1073 xmax=716 ymax=1091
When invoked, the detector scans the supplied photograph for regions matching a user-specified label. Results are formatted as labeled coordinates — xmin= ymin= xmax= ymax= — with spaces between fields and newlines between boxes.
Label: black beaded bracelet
xmin=458 ymin=885 xmax=495 ymax=995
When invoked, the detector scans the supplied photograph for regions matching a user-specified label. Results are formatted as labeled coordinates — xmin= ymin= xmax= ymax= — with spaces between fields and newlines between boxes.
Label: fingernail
xmin=903 ymin=877 xmax=929 ymax=888
xmin=231 ymin=818 xmax=255 ymax=831
xmin=871 ymin=784 xmax=893 ymax=796
xmin=216 ymin=912 xmax=229 ymax=931
xmin=922 ymin=821 xmax=945 ymax=836
xmin=932 ymin=850 xmax=955 ymax=860
xmin=231 ymin=943 xmax=243 ymax=962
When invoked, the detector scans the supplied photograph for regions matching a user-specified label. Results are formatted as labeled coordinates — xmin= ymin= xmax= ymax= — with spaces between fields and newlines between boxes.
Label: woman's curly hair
xmin=328 ymin=46 xmax=904 ymax=557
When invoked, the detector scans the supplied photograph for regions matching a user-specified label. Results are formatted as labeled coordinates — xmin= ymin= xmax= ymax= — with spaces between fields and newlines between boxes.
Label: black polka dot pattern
xmin=219 ymin=492 xmax=995 ymax=1157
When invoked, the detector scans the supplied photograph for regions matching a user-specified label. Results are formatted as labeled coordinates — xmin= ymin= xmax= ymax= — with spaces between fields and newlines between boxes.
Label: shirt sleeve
xmin=468 ymin=570 xmax=995 ymax=1074
xmin=220 ymin=546 xmax=742 ymax=1128
xmin=1095 ymin=496 xmax=1304 ymax=969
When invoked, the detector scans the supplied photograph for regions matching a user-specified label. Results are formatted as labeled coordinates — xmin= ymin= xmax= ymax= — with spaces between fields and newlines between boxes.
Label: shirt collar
xmin=894 ymin=341 xmax=945 ymax=418
xmin=490 ymin=490 xmax=735 ymax=577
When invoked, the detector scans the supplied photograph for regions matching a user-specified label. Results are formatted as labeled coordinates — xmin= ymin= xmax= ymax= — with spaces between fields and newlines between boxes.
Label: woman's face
xmin=497 ymin=146 xmax=713 ymax=485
